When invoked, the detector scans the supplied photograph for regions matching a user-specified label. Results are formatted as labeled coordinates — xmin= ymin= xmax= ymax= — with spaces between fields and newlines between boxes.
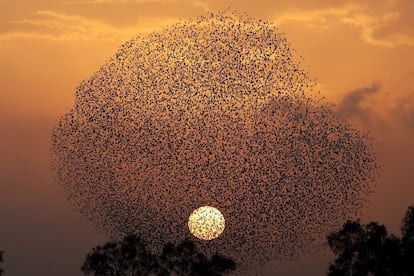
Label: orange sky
xmin=0 ymin=0 xmax=413 ymax=275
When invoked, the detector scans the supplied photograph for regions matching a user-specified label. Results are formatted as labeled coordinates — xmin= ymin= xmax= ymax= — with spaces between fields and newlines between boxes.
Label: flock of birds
xmin=51 ymin=12 xmax=379 ymax=274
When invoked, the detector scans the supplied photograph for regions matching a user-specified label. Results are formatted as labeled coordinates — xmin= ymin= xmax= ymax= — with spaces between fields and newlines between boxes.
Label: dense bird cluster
xmin=51 ymin=12 xmax=379 ymax=274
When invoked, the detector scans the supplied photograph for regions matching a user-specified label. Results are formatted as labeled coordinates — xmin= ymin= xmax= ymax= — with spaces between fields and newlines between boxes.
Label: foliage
xmin=81 ymin=235 xmax=156 ymax=275
xmin=0 ymin=250 xmax=4 ymax=276
xmin=327 ymin=205 xmax=414 ymax=275
xmin=157 ymin=239 xmax=236 ymax=276
xmin=401 ymin=206 xmax=414 ymax=275
xmin=81 ymin=235 xmax=236 ymax=276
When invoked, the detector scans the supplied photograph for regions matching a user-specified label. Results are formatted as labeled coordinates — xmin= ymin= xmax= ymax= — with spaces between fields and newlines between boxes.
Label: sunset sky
xmin=1 ymin=0 xmax=414 ymax=275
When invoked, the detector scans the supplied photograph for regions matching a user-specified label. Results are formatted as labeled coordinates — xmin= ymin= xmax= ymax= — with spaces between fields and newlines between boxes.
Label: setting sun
xmin=188 ymin=206 xmax=225 ymax=240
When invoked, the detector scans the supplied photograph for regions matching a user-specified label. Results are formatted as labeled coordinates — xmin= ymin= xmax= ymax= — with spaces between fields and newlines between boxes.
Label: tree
xmin=401 ymin=206 xmax=414 ymax=275
xmin=327 ymin=205 xmax=414 ymax=275
xmin=157 ymin=239 xmax=236 ymax=276
xmin=81 ymin=235 xmax=236 ymax=276
xmin=0 ymin=250 xmax=4 ymax=276
xmin=81 ymin=235 xmax=157 ymax=275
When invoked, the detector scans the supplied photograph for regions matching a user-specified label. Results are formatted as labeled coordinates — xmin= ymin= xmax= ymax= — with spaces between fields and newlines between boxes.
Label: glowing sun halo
xmin=188 ymin=206 xmax=225 ymax=240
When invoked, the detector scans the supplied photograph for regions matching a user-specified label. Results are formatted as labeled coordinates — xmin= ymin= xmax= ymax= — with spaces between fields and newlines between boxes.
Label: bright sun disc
xmin=188 ymin=206 xmax=225 ymax=240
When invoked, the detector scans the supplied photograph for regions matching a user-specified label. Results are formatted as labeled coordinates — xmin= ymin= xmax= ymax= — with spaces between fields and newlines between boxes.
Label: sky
xmin=0 ymin=0 xmax=413 ymax=275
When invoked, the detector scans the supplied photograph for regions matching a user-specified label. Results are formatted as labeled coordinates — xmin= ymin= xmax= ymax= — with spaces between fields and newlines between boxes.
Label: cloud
xmin=61 ymin=0 xmax=178 ymax=4
xmin=274 ymin=4 xmax=363 ymax=29
xmin=60 ymin=0 xmax=209 ymax=11
xmin=0 ymin=10 xmax=178 ymax=42
xmin=393 ymin=93 xmax=414 ymax=131
xmin=273 ymin=3 xmax=414 ymax=47
xmin=337 ymin=83 xmax=380 ymax=124
xmin=341 ymin=11 xmax=414 ymax=47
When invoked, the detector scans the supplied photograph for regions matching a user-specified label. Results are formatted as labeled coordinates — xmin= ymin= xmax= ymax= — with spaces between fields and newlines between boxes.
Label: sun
xmin=188 ymin=206 xmax=225 ymax=240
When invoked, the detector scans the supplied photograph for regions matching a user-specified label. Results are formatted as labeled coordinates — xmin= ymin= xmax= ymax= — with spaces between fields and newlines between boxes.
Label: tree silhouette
xmin=0 ymin=250 xmax=4 ymax=276
xmin=81 ymin=235 xmax=157 ymax=275
xmin=81 ymin=235 xmax=236 ymax=276
xmin=401 ymin=206 xmax=414 ymax=275
xmin=157 ymin=239 xmax=236 ymax=276
xmin=327 ymin=205 xmax=414 ymax=275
